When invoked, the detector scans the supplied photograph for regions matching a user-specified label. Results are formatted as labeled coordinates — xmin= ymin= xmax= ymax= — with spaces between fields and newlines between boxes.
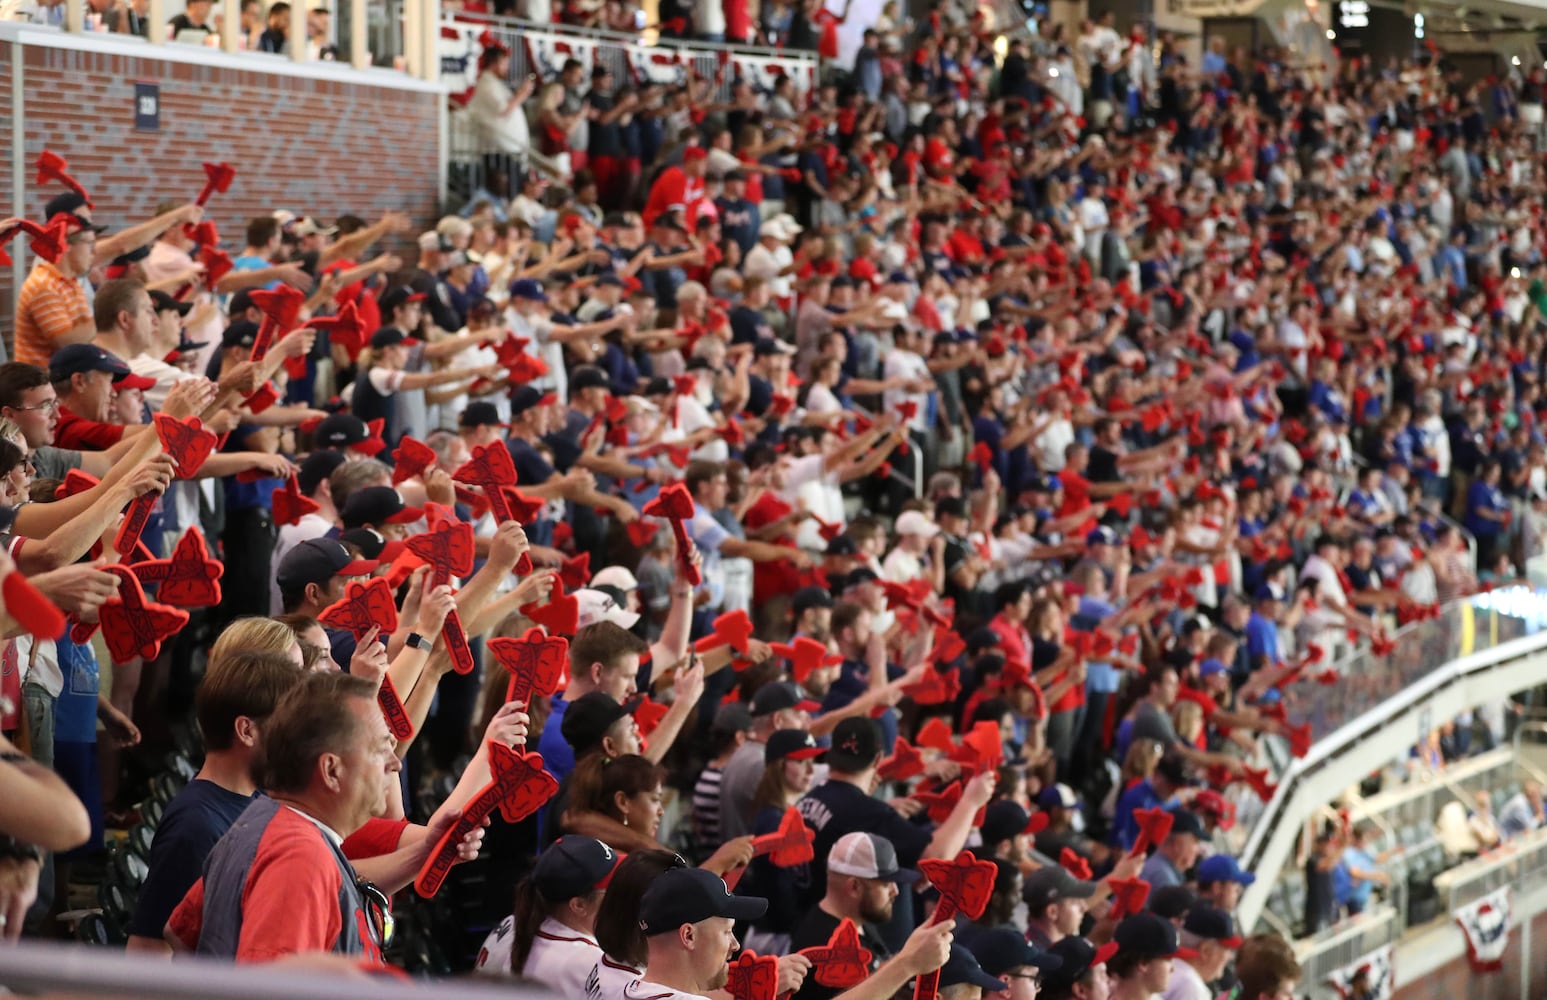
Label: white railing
xmin=1292 ymin=904 xmax=1400 ymax=1000
xmin=439 ymin=13 xmax=819 ymax=101
xmin=1237 ymin=591 xmax=1547 ymax=930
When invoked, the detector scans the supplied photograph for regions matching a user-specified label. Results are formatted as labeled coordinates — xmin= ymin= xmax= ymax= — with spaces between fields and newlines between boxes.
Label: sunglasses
xmin=356 ymin=879 xmax=395 ymax=948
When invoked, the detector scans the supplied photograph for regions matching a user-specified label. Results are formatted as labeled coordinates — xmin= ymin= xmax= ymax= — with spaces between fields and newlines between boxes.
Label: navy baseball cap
xmin=1086 ymin=525 xmax=1119 ymax=546
xmin=510 ymin=277 xmax=548 ymax=302
xmin=48 ymin=344 xmax=155 ymax=390
xmin=370 ymin=327 xmax=421 ymax=350
xmin=1114 ymin=912 xmax=1180 ymax=957
xmin=221 ymin=320 xmax=260 ymax=349
xmin=296 ymin=449 xmax=347 ymax=495
xmin=532 ymin=836 xmax=624 ymax=901
xmin=341 ymin=486 xmax=424 ymax=529
xmin=939 ymin=944 xmax=1007 ymax=993
xmin=638 ymin=867 xmax=766 ymax=935
xmin=964 ymin=926 xmax=1063 ymax=978
xmin=1039 ymin=937 xmax=1118 ymax=993
xmin=275 ymin=538 xmax=378 ymax=593
xmin=511 ymin=385 xmax=558 ymax=417
xmin=148 ymin=289 xmax=193 ymax=318
xmin=459 ymin=401 xmax=506 ymax=429
xmin=377 ymin=286 xmax=426 ymax=316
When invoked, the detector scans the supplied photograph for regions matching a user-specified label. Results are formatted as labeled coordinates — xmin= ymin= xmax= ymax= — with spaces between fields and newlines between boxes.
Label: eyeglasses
xmin=11 ymin=398 xmax=58 ymax=414
xmin=356 ymin=879 xmax=395 ymax=948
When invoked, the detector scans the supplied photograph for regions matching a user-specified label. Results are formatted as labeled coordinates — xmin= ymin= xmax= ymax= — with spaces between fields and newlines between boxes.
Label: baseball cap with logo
xmin=339 ymin=527 xmax=406 ymax=564
xmin=638 ymin=867 xmax=766 ymax=935
xmin=765 ymin=729 xmax=825 ymax=764
xmin=827 ymin=832 xmax=918 ymax=882
xmin=825 ymin=717 xmax=882 ymax=771
xmin=964 ymin=926 xmax=1063 ymax=978
xmin=575 ymin=588 xmax=641 ymax=631
xmin=378 ymin=286 xmax=427 ymax=316
xmin=532 ymin=836 xmax=624 ymax=901
xmin=314 ymin=414 xmax=385 ymax=455
xmin=1037 ymin=783 xmax=1081 ymax=810
xmin=511 ymin=385 xmax=559 ymax=418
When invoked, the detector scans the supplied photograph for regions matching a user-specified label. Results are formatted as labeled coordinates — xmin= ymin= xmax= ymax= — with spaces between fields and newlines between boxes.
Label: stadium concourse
xmin=1 ymin=0 xmax=1546 ymax=997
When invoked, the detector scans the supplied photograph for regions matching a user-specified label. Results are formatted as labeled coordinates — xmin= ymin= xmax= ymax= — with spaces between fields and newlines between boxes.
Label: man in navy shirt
xmin=715 ymin=170 xmax=760 ymax=255
xmin=126 ymin=649 xmax=299 ymax=952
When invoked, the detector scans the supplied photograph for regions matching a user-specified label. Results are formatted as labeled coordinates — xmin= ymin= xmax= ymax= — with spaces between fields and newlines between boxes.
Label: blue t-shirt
xmin=1464 ymin=480 xmax=1508 ymax=539
xmin=230 ymin=254 xmax=276 ymax=291
xmin=538 ymin=694 xmax=573 ymax=784
xmin=128 ymin=779 xmax=259 ymax=938
xmin=1338 ymin=846 xmax=1377 ymax=908
xmin=1110 ymin=778 xmax=1170 ymax=850
xmin=1075 ymin=597 xmax=1121 ymax=693
xmin=1245 ymin=612 xmax=1280 ymax=669
xmin=54 ymin=637 xmax=100 ymax=744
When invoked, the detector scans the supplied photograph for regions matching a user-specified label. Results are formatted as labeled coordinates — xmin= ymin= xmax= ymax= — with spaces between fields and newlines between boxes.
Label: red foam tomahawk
xmin=391 ymin=436 xmax=438 ymax=485
xmin=1060 ymin=847 xmax=1092 ymax=881
xmin=752 ymin=807 xmax=816 ymax=866
xmin=692 ymin=609 xmax=754 ymax=658
xmin=35 ymin=150 xmax=90 ymax=204
xmin=116 ymin=415 xmax=218 ymax=560
xmin=132 ymin=527 xmax=223 ymax=607
xmin=248 ymin=285 xmax=305 ymax=371
xmin=796 ymin=918 xmax=873 ymax=991
xmin=769 ymin=635 xmax=840 ymax=685
xmin=1106 ymin=876 xmax=1151 ymax=919
xmin=91 ymin=564 xmax=190 ymax=665
xmin=641 ymin=482 xmax=702 ymax=587
xmin=520 ymin=581 xmax=580 ymax=637
xmin=725 ymin=950 xmax=779 ymax=1000
xmin=318 ymin=577 xmax=413 ymax=740
xmin=272 ymin=470 xmax=321 ymax=527
xmin=900 ymin=665 xmax=962 ymax=706
xmin=306 ymin=300 xmax=367 ymax=359
xmin=490 ymin=626 xmax=568 ymax=704
xmin=0 ymin=219 xmax=72 ymax=266
xmin=877 ymin=737 xmax=925 ymax=782
xmin=451 ymin=443 xmax=533 ymax=574
xmin=913 ymin=851 xmax=997 ymax=1000
xmin=193 ymin=161 xmax=236 ymax=207
xmin=1128 ymin=807 xmax=1174 ymax=857
xmin=404 ymin=519 xmax=477 ymax=675
xmin=414 ymin=741 xmax=558 ymax=897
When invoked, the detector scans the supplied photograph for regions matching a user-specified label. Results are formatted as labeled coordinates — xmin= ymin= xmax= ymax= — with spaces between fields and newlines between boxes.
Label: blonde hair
xmin=1172 ymin=701 xmax=1205 ymax=743
xmin=1121 ymin=738 xmax=1164 ymax=785
xmin=210 ymin=617 xmax=299 ymax=669
xmin=538 ymin=82 xmax=566 ymax=113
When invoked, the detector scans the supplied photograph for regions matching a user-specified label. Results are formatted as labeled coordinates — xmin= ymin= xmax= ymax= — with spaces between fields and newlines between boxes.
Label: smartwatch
xmin=405 ymin=632 xmax=431 ymax=651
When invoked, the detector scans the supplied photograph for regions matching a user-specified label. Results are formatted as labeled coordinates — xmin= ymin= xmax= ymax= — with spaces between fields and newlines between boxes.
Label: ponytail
xmin=508 ymin=878 xmax=548 ymax=975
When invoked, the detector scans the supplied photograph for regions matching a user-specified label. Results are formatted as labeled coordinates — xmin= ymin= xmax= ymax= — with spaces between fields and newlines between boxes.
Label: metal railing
xmin=1436 ymin=826 xmax=1547 ymax=914
xmin=0 ymin=939 xmax=549 ymax=1000
xmin=1292 ymin=904 xmax=1401 ymax=997
xmin=1237 ymin=590 xmax=1547 ymax=929
xmin=441 ymin=12 xmax=820 ymax=99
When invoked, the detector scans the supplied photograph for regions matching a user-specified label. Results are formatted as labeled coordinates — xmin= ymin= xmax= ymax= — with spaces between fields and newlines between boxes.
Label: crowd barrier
xmin=1238 ymin=589 xmax=1547 ymax=930
xmin=440 ymin=14 xmax=819 ymax=103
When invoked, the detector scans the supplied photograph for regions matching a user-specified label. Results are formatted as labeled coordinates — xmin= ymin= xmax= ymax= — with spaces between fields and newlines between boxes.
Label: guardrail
xmin=0 ymin=939 xmax=549 ymax=999
xmin=1292 ymin=903 xmax=1401 ymax=998
xmin=440 ymin=13 xmax=819 ymax=101
xmin=1237 ymin=590 xmax=1547 ymax=930
xmin=1436 ymin=826 xmax=1547 ymax=913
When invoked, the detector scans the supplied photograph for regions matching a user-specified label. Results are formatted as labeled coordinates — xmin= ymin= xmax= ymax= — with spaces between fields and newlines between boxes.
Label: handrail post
xmin=349 ymin=0 xmax=367 ymax=67
xmin=421 ymin=0 xmax=438 ymax=81
xmin=221 ymin=0 xmax=240 ymax=51
xmin=147 ymin=0 xmax=164 ymax=42
xmin=403 ymin=0 xmax=421 ymax=75
xmin=65 ymin=0 xmax=84 ymax=33
xmin=289 ymin=0 xmax=307 ymax=60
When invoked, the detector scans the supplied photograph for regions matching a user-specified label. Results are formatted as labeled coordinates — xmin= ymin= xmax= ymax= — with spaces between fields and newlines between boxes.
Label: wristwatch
xmin=405 ymin=632 xmax=432 ymax=651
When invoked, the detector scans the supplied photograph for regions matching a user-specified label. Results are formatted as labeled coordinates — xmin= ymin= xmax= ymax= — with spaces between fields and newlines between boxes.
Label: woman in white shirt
xmin=476 ymin=835 xmax=618 ymax=987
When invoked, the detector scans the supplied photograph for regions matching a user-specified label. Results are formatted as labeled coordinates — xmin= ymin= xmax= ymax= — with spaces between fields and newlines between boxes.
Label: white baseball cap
xmin=894 ymin=510 xmax=940 ymax=539
xmin=591 ymin=566 xmax=639 ymax=591
xmin=828 ymin=832 xmax=917 ymax=882
xmin=575 ymin=588 xmax=640 ymax=631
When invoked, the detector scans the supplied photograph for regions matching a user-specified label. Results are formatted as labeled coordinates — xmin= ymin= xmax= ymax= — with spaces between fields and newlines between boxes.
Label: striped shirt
xmin=14 ymin=260 xmax=90 ymax=368
xmin=691 ymin=765 xmax=725 ymax=852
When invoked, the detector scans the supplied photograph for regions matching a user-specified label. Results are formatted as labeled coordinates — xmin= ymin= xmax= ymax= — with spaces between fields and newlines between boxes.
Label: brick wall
xmin=1 ymin=35 xmax=443 ymax=338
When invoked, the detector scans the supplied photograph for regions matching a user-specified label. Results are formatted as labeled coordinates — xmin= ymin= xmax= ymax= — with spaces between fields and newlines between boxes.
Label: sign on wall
xmin=134 ymin=81 xmax=159 ymax=132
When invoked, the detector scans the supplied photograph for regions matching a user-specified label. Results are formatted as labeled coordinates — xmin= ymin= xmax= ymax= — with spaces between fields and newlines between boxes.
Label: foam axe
xmin=35 ymin=150 xmax=90 ymax=204
xmin=413 ymin=741 xmax=558 ymax=897
xmin=641 ymin=482 xmax=702 ymax=587
xmin=318 ymin=577 xmax=412 ymax=739
xmin=115 ymin=415 xmax=218 ymax=560
xmin=452 ymin=443 xmax=532 ymax=574
xmin=913 ymin=851 xmax=997 ymax=1000
xmin=131 ymin=527 xmax=223 ymax=607
xmin=403 ymin=519 xmax=477 ymax=675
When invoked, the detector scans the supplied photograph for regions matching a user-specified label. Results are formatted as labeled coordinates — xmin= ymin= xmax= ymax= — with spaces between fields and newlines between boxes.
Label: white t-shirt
xmin=1036 ymin=418 xmax=1075 ymax=472
xmin=509 ymin=309 xmax=566 ymax=402
xmin=15 ymin=635 xmax=61 ymax=698
xmin=1162 ymin=958 xmax=1214 ymax=1000
xmin=744 ymin=243 xmax=793 ymax=299
xmin=882 ymin=350 xmax=930 ymax=432
xmin=782 ymin=455 xmax=842 ymax=552
xmin=804 ymin=382 xmax=841 ymax=414
xmin=676 ymin=394 xmax=729 ymax=464
xmin=882 ymin=546 xmax=922 ymax=583
xmin=477 ymin=916 xmax=601 ymax=994
xmin=469 ymin=71 xmax=532 ymax=156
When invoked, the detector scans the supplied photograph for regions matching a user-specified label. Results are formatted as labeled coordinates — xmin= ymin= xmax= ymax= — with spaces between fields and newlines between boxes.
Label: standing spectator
xmin=1335 ymin=823 xmax=1390 ymax=917
xmin=1107 ymin=913 xmax=1178 ymax=1000
xmin=1022 ymin=867 xmax=1096 ymax=951
xmin=14 ymin=215 xmax=96 ymax=369
xmin=1499 ymin=781 xmax=1545 ymax=839
xmin=789 ymin=832 xmax=913 ymax=1000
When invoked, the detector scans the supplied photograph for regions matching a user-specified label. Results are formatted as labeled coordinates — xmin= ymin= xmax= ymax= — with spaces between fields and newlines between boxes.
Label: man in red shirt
xmin=642 ymin=147 xmax=709 ymax=229
xmin=48 ymin=344 xmax=157 ymax=452
xmin=167 ymin=672 xmax=404 ymax=965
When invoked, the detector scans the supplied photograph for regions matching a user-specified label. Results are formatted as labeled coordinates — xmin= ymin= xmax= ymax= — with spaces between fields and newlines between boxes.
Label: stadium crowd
xmin=0 ymin=3 xmax=1542 ymax=998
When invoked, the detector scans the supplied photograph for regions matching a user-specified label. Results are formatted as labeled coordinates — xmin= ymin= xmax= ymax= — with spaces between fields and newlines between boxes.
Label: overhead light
xmin=1326 ymin=28 xmax=1336 ymax=39
xmin=1514 ymin=55 xmax=1522 ymax=65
